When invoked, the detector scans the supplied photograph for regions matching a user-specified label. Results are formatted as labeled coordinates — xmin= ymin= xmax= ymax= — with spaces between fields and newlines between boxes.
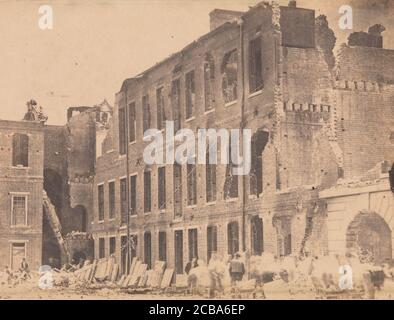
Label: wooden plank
xmin=160 ymin=268 xmax=174 ymax=289
xmin=110 ymin=264 xmax=119 ymax=283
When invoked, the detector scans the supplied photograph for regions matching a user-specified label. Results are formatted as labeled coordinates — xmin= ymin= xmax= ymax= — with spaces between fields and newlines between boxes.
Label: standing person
xmin=20 ymin=258 xmax=31 ymax=279
xmin=229 ymin=253 xmax=245 ymax=285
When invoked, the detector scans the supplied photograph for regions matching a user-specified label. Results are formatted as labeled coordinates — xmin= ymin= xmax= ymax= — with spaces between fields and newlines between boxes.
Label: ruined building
xmin=0 ymin=100 xmax=112 ymax=270
xmin=91 ymin=1 xmax=394 ymax=276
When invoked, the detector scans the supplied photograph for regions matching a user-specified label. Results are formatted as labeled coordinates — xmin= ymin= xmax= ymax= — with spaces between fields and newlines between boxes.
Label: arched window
xmin=12 ymin=133 xmax=29 ymax=167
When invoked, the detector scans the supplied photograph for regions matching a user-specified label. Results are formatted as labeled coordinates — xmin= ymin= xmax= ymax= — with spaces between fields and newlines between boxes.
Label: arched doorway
xmin=346 ymin=211 xmax=392 ymax=264
xmin=251 ymin=216 xmax=264 ymax=255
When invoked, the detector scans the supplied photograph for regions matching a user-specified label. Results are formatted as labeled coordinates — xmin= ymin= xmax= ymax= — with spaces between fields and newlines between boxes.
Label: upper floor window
xmin=187 ymin=164 xmax=197 ymax=206
xmin=108 ymin=181 xmax=115 ymax=219
xmin=144 ymin=170 xmax=152 ymax=213
xmin=130 ymin=175 xmax=137 ymax=215
xmin=98 ymin=184 xmax=104 ymax=221
xmin=128 ymin=102 xmax=136 ymax=143
xmin=12 ymin=134 xmax=28 ymax=167
xmin=185 ymin=70 xmax=195 ymax=120
xmin=249 ymin=37 xmax=263 ymax=93
xmin=204 ymin=53 xmax=215 ymax=112
xmin=11 ymin=195 xmax=27 ymax=226
xmin=118 ymin=107 xmax=126 ymax=155
xmin=221 ymin=49 xmax=238 ymax=104
xmin=171 ymin=79 xmax=181 ymax=132
xmin=142 ymin=95 xmax=151 ymax=134
xmin=156 ymin=87 xmax=166 ymax=131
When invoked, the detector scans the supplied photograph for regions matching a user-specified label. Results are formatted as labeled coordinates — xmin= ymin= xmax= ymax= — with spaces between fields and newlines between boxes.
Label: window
xmin=249 ymin=37 xmax=263 ymax=93
xmin=128 ymin=102 xmax=136 ymax=143
xmin=224 ymin=135 xmax=238 ymax=199
xmin=12 ymin=134 xmax=28 ymax=167
xmin=188 ymin=228 xmax=198 ymax=261
xmin=11 ymin=243 xmax=26 ymax=270
xmin=171 ymin=79 xmax=181 ymax=132
xmin=118 ymin=107 xmax=126 ymax=155
xmin=204 ymin=54 xmax=215 ymax=112
xmin=206 ymin=149 xmax=216 ymax=203
xmin=158 ymin=231 xmax=167 ymax=262
xmin=142 ymin=95 xmax=151 ymax=134
xmin=187 ymin=164 xmax=197 ymax=206
xmin=227 ymin=221 xmax=239 ymax=255
xmin=174 ymin=230 xmax=184 ymax=274
xmin=121 ymin=235 xmax=137 ymax=275
xmin=251 ymin=216 xmax=264 ymax=255
xmin=120 ymin=178 xmax=127 ymax=224
xmin=221 ymin=49 xmax=238 ymax=104
xmin=207 ymin=225 xmax=218 ymax=262
xmin=109 ymin=237 xmax=116 ymax=255
xmin=99 ymin=238 xmax=105 ymax=259
xmin=250 ymin=131 xmax=269 ymax=196
xmin=158 ymin=167 xmax=166 ymax=211
xmin=98 ymin=184 xmax=104 ymax=221
xmin=144 ymin=171 xmax=151 ymax=213
xmin=185 ymin=70 xmax=195 ymax=119
xmin=108 ymin=181 xmax=115 ymax=219
xmin=174 ymin=164 xmax=182 ymax=218
xmin=11 ymin=195 xmax=27 ymax=226
xmin=156 ymin=87 xmax=166 ymax=130
xmin=144 ymin=231 xmax=152 ymax=269
xmin=130 ymin=175 xmax=137 ymax=215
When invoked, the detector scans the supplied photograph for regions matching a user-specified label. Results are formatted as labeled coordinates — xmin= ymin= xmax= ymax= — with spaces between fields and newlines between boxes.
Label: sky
xmin=0 ymin=0 xmax=393 ymax=125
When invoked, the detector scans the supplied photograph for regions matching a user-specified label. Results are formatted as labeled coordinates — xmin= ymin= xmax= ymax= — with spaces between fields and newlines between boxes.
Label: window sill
xmin=108 ymin=218 xmax=115 ymax=221
xmin=248 ymin=89 xmax=263 ymax=99
xmin=10 ymin=166 xmax=29 ymax=170
xmin=225 ymin=197 xmax=238 ymax=202
xmin=159 ymin=209 xmax=166 ymax=214
xmin=206 ymin=201 xmax=216 ymax=206
xmin=144 ymin=212 xmax=151 ymax=216
xmin=204 ymin=109 xmax=215 ymax=115
xmin=185 ymin=117 xmax=195 ymax=123
xmin=187 ymin=204 xmax=197 ymax=209
xmin=10 ymin=225 xmax=29 ymax=228
xmin=130 ymin=214 xmax=138 ymax=218
xmin=225 ymin=100 xmax=237 ymax=107
xmin=129 ymin=141 xmax=136 ymax=145
xmin=98 ymin=220 xmax=104 ymax=224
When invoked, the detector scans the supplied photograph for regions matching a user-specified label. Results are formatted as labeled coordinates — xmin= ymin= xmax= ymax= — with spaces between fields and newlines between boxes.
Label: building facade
xmin=91 ymin=1 xmax=394 ymax=276
xmin=0 ymin=120 xmax=44 ymax=271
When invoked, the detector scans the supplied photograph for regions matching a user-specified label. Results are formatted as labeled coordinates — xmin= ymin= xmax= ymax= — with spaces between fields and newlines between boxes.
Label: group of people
xmin=3 ymin=258 xmax=31 ymax=286
xmin=184 ymin=252 xmax=246 ymax=293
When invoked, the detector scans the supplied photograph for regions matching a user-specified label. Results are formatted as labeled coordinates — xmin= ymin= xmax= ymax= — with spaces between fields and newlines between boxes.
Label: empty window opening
xmin=121 ymin=235 xmax=137 ymax=275
xmin=222 ymin=49 xmax=238 ymax=104
xmin=128 ymin=102 xmax=136 ymax=143
xmin=187 ymin=164 xmax=197 ymax=206
xmin=118 ymin=107 xmax=126 ymax=155
xmin=274 ymin=217 xmax=292 ymax=257
xmin=188 ymin=228 xmax=198 ymax=262
xmin=109 ymin=237 xmax=116 ymax=256
xmin=144 ymin=171 xmax=151 ymax=213
xmin=120 ymin=178 xmax=127 ymax=224
xmin=98 ymin=184 xmax=104 ymax=221
xmin=142 ymin=95 xmax=151 ymax=134
xmin=185 ymin=70 xmax=196 ymax=119
xmin=158 ymin=167 xmax=166 ymax=210
xmin=174 ymin=230 xmax=184 ymax=274
xmin=206 ymin=148 xmax=217 ymax=203
xmin=207 ymin=225 xmax=218 ymax=263
xmin=174 ymin=164 xmax=182 ymax=218
xmin=158 ymin=231 xmax=167 ymax=262
xmin=144 ymin=231 xmax=152 ymax=269
xmin=224 ymin=136 xmax=238 ymax=199
xmin=251 ymin=216 xmax=264 ymax=255
xmin=11 ymin=195 xmax=27 ymax=226
xmin=204 ymin=53 xmax=215 ymax=112
xmin=99 ymin=238 xmax=105 ymax=259
xmin=130 ymin=175 xmax=137 ymax=215
xmin=228 ymin=222 xmax=239 ymax=255
xmin=249 ymin=37 xmax=263 ymax=93
xmin=156 ymin=87 xmax=166 ymax=131
xmin=109 ymin=181 xmax=115 ymax=219
xmin=12 ymin=133 xmax=29 ymax=167
xmin=250 ymin=131 xmax=269 ymax=196
xmin=171 ymin=79 xmax=181 ymax=132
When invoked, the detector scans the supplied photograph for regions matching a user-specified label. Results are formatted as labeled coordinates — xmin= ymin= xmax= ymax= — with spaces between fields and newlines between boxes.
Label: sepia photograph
xmin=0 ymin=0 xmax=393 ymax=305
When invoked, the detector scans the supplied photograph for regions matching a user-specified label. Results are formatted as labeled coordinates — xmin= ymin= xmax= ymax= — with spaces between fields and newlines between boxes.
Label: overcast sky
xmin=0 ymin=0 xmax=392 ymax=125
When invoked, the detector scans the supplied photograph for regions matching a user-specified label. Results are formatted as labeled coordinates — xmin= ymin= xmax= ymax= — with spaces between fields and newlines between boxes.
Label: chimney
xmin=288 ymin=0 xmax=297 ymax=7
xmin=209 ymin=9 xmax=243 ymax=31
xmin=348 ymin=24 xmax=385 ymax=48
